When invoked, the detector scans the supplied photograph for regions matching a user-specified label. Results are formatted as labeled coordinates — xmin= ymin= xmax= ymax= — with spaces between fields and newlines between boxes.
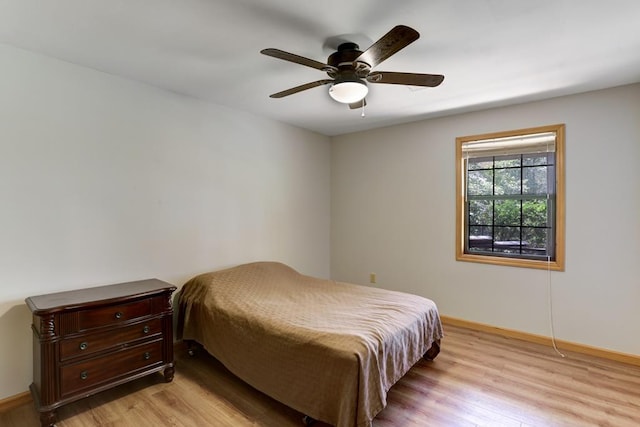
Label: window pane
xmin=494 ymin=155 xmax=521 ymax=168
xmin=494 ymin=168 xmax=521 ymax=195
xmin=469 ymin=225 xmax=492 ymax=238
xmin=523 ymin=153 xmax=554 ymax=166
xmin=523 ymin=166 xmax=548 ymax=195
xmin=468 ymin=200 xmax=493 ymax=225
xmin=468 ymin=228 xmax=492 ymax=252
xmin=493 ymin=226 xmax=522 ymax=253
xmin=522 ymin=227 xmax=550 ymax=257
xmin=468 ymin=170 xmax=493 ymax=195
xmin=494 ymin=226 xmax=520 ymax=242
xmin=495 ymin=200 xmax=520 ymax=225
xmin=523 ymin=200 xmax=547 ymax=227
xmin=468 ymin=158 xmax=493 ymax=170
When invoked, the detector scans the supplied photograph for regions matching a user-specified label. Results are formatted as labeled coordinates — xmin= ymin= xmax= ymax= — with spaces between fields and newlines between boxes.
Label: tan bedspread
xmin=177 ymin=262 xmax=443 ymax=427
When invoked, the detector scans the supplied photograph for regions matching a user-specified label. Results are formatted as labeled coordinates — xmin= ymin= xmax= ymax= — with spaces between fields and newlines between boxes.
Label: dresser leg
xmin=39 ymin=410 xmax=56 ymax=427
xmin=163 ymin=366 xmax=175 ymax=382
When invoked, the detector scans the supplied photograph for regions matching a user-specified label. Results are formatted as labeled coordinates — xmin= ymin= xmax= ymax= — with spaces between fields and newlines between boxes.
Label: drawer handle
xmin=79 ymin=342 xmax=88 ymax=351
xmin=143 ymin=352 xmax=151 ymax=360
xmin=114 ymin=311 xmax=123 ymax=319
xmin=80 ymin=371 xmax=88 ymax=380
xmin=143 ymin=325 xmax=150 ymax=334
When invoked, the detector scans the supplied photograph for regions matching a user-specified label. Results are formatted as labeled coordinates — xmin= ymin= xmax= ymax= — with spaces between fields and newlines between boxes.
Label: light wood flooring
xmin=2 ymin=324 xmax=639 ymax=426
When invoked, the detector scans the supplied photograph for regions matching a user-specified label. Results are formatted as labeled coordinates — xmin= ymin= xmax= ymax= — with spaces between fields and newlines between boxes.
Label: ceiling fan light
xmin=329 ymin=80 xmax=368 ymax=104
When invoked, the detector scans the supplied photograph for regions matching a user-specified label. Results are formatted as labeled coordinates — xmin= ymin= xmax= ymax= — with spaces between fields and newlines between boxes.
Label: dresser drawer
xmin=60 ymin=318 xmax=163 ymax=361
xmin=60 ymin=339 xmax=164 ymax=398
xmin=77 ymin=299 xmax=151 ymax=330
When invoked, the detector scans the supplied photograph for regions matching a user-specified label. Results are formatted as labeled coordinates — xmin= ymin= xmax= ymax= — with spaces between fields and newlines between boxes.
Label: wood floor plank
xmin=2 ymin=323 xmax=639 ymax=426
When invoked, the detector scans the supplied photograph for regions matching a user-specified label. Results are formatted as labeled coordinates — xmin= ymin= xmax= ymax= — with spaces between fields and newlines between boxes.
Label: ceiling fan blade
xmin=367 ymin=71 xmax=445 ymax=87
xmin=349 ymin=99 xmax=367 ymax=109
xmin=356 ymin=25 xmax=420 ymax=68
xmin=261 ymin=48 xmax=334 ymax=71
xmin=269 ymin=79 xmax=334 ymax=98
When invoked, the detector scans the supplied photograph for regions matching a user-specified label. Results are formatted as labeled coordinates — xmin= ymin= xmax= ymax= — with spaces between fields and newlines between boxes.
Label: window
xmin=456 ymin=124 xmax=565 ymax=270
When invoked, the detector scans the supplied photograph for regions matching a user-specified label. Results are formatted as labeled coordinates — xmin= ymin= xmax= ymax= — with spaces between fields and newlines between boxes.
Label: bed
xmin=177 ymin=261 xmax=443 ymax=427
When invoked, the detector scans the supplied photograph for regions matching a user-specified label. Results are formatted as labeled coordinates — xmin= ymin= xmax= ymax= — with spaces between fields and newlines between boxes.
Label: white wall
xmin=1 ymin=39 xmax=638 ymax=402
xmin=0 ymin=44 xmax=331 ymax=399
xmin=331 ymin=83 xmax=640 ymax=356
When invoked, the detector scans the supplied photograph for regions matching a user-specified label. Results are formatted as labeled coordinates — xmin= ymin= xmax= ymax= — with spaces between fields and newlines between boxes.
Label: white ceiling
xmin=1 ymin=0 xmax=639 ymax=136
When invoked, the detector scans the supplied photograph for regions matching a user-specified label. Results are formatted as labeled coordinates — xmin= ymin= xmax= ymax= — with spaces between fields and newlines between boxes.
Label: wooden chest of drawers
xmin=26 ymin=279 xmax=176 ymax=427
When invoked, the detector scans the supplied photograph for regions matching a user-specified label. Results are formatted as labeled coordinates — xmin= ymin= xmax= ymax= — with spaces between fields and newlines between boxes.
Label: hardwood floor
xmin=3 ymin=324 xmax=639 ymax=426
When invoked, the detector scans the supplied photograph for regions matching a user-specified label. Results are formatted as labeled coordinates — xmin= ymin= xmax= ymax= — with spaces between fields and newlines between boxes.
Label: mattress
xmin=177 ymin=261 xmax=443 ymax=427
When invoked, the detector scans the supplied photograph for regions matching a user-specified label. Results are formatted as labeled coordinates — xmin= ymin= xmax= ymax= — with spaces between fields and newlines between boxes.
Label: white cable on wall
xmin=547 ymin=242 xmax=565 ymax=358
xmin=544 ymin=139 xmax=565 ymax=358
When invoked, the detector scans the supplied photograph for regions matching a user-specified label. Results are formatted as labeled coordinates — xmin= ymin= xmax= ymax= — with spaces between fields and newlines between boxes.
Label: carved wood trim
xmin=59 ymin=312 xmax=79 ymax=335
xmin=38 ymin=315 xmax=56 ymax=339
xmin=39 ymin=343 xmax=57 ymax=406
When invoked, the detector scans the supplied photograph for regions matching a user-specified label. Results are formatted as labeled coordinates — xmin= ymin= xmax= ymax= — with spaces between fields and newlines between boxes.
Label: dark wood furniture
xmin=26 ymin=279 xmax=176 ymax=427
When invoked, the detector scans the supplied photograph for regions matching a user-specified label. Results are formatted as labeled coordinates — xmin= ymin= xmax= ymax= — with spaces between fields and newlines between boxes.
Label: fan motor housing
xmin=327 ymin=43 xmax=370 ymax=78
xmin=328 ymin=43 xmax=361 ymax=66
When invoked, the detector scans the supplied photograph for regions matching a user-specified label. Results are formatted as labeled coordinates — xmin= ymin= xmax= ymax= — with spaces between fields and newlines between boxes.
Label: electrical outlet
xmin=369 ymin=272 xmax=376 ymax=284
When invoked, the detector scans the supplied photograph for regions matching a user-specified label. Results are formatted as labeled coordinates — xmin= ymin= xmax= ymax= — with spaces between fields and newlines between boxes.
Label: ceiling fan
xmin=260 ymin=25 xmax=444 ymax=109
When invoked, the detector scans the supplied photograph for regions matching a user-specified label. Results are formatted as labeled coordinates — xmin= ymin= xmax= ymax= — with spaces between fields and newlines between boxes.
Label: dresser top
xmin=25 ymin=278 xmax=177 ymax=315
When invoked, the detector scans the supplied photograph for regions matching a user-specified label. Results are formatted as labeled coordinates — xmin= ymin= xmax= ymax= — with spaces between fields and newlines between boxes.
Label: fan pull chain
xmin=361 ymin=99 xmax=366 ymax=118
